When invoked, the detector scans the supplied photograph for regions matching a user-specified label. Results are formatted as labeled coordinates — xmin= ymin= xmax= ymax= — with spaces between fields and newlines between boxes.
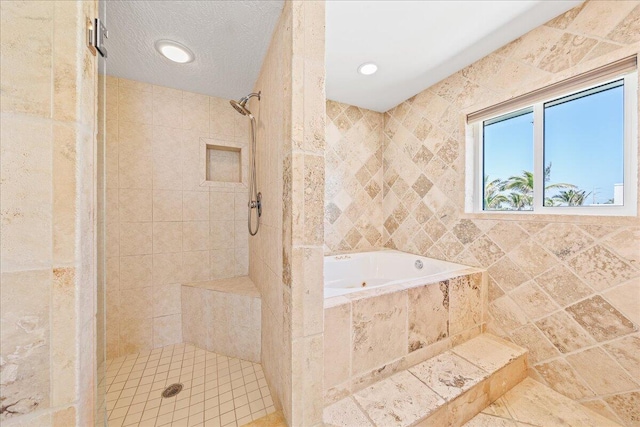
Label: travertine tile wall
xmin=325 ymin=101 xmax=384 ymax=254
xmin=249 ymin=1 xmax=325 ymax=425
xmin=105 ymin=76 xmax=250 ymax=358
xmin=381 ymin=2 xmax=640 ymax=425
xmin=0 ymin=1 xmax=98 ymax=425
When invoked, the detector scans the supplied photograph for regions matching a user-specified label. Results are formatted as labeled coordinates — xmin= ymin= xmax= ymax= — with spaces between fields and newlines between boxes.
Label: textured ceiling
xmin=326 ymin=0 xmax=583 ymax=112
xmin=103 ymin=0 xmax=283 ymax=100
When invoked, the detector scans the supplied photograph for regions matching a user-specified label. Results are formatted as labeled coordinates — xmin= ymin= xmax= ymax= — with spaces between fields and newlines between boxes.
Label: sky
xmin=483 ymin=82 xmax=624 ymax=207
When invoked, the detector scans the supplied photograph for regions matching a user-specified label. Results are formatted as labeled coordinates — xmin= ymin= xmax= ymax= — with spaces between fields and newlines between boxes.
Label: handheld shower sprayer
xmin=230 ymin=91 xmax=261 ymax=236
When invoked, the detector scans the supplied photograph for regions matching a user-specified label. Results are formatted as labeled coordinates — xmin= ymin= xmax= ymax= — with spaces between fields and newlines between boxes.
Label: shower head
xmin=230 ymin=91 xmax=261 ymax=117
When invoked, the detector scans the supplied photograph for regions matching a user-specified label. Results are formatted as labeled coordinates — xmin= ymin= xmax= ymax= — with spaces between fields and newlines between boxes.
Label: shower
xmin=230 ymin=91 xmax=262 ymax=236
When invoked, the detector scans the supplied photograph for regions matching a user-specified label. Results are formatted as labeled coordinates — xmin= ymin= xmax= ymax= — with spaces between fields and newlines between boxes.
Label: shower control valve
xmin=249 ymin=193 xmax=262 ymax=218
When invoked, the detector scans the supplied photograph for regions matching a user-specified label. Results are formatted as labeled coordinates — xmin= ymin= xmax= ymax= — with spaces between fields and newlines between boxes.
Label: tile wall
xmin=380 ymin=1 xmax=640 ymax=425
xmin=0 ymin=0 xmax=98 ymax=425
xmin=324 ymin=101 xmax=384 ymax=254
xmin=105 ymin=76 xmax=250 ymax=358
xmin=249 ymin=1 xmax=326 ymax=425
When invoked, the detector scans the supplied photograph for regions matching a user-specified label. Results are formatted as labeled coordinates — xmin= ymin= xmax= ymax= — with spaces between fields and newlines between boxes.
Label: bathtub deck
xmin=323 ymin=334 xmax=528 ymax=427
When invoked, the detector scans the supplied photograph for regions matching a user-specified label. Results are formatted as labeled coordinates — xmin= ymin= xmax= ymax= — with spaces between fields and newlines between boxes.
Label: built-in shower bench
xmin=181 ymin=276 xmax=261 ymax=363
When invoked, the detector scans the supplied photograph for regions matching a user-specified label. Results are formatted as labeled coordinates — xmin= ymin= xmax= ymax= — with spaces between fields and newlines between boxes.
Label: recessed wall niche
xmin=207 ymin=144 xmax=241 ymax=183
xmin=200 ymin=138 xmax=247 ymax=188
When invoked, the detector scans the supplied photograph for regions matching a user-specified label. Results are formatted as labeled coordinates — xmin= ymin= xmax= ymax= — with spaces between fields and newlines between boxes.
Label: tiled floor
xmin=464 ymin=378 xmax=620 ymax=427
xmin=106 ymin=343 xmax=276 ymax=427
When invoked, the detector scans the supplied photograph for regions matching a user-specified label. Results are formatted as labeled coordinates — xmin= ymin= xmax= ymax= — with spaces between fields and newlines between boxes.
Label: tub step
xmin=323 ymin=333 xmax=528 ymax=427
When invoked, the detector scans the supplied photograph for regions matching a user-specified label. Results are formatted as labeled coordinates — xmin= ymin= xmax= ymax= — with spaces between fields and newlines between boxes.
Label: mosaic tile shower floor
xmin=106 ymin=344 xmax=275 ymax=427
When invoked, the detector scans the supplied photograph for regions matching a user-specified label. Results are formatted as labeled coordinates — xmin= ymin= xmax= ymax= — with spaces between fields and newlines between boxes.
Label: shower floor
xmin=105 ymin=343 xmax=276 ymax=427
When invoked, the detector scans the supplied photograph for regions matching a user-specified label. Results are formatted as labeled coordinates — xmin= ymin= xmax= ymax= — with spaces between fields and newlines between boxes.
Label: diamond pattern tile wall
xmin=324 ymin=101 xmax=384 ymax=254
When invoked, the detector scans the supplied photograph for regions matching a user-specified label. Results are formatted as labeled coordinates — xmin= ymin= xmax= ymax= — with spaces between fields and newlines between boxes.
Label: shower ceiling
xmin=104 ymin=0 xmax=284 ymax=101
xmin=105 ymin=0 xmax=583 ymax=112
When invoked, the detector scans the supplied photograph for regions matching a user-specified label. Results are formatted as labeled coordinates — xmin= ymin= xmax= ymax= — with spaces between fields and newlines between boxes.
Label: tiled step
xmin=323 ymin=334 xmax=528 ymax=427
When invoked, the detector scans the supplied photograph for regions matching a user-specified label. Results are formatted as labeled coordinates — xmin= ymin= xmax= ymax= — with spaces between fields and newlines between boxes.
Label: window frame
xmin=467 ymin=70 xmax=638 ymax=217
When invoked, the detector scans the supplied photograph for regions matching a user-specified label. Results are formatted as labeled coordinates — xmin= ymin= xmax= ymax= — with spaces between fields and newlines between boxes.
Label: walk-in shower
xmin=230 ymin=91 xmax=262 ymax=235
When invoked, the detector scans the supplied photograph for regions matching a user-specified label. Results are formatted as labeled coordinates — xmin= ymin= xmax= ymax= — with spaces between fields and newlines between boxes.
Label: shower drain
xmin=161 ymin=383 xmax=183 ymax=398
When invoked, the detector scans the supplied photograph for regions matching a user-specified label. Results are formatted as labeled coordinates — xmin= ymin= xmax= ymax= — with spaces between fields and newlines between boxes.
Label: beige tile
xmin=451 ymin=334 xmax=526 ymax=373
xmin=183 ymin=221 xmax=210 ymax=252
xmin=153 ymin=314 xmax=182 ymax=348
xmin=509 ymin=324 xmax=559 ymax=364
xmin=566 ymin=347 xmax=638 ymax=395
xmin=568 ymin=245 xmax=637 ymax=291
xmin=354 ymin=371 xmax=444 ymax=427
xmin=604 ymin=391 xmax=640 ymax=427
xmin=535 ymin=311 xmax=596 ymax=354
xmin=509 ymin=281 xmax=559 ymax=321
xmin=449 ymin=273 xmax=483 ymax=335
xmin=408 ymin=281 xmax=449 ymax=352
xmin=566 ymin=295 xmax=636 ymax=342
xmin=152 ymin=222 xmax=183 ymax=254
xmin=119 ymin=86 xmax=153 ymax=125
xmin=324 ymin=303 xmax=351 ymax=391
xmin=211 ymin=249 xmax=235 ymax=279
xmin=184 ymin=251 xmax=210 ymax=282
xmin=499 ymin=378 xmax=622 ymax=427
xmin=602 ymin=280 xmax=640 ymax=326
xmin=603 ymin=335 xmax=640 ymax=380
xmin=120 ymin=255 xmax=153 ymax=289
xmin=533 ymin=358 xmax=594 ymax=400
xmin=535 ymin=266 xmax=594 ymax=307
xmin=153 ymin=96 xmax=183 ymax=128
xmin=409 ymin=351 xmax=487 ymax=401
xmin=152 ymin=252 xmax=183 ymax=286
xmin=153 ymin=283 xmax=182 ymax=317
xmin=183 ymin=191 xmax=209 ymax=221
xmin=120 ymin=287 xmax=153 ymax=319
xmin=510 ymin=241 xmax=556 ymax=278
xmin=210 ymin=191 xmax=235 ymax=221
xmin=210 ymin=221 xmax=235 ymax=249
xmin=323 ymin=397 xmax=372 ymax=427
xmin=153 ymin=190 xmax=183 ymax=222
xmin=351 ymin=291 xmax=408 ymax=375
xmin=120 ymin=222 xmax=152 ymax=256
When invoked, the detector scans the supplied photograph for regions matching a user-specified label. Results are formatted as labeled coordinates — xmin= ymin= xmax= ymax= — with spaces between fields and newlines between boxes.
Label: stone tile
xmin=535 ymin=310 xmax=596 ymax=354
xmin=510 ymin=241 xmax=556 ymax=278
xmin=463 ymin=413 xmax=517 ymax=426
xmin=568 ymin=245 xmax=637 ymax=291
xmin=408 ymin=281 xmax=449 ymax=352
xmin=449 ymin=273 xmax=482 ymax=335
xmin=488 ymin=257 xmax=530 ymax=293
xmin=533 ymin=358 xmax=594 ymax=400
xmin=602 ymin=280 xmax=640 ymax=326
xmin=468 ymin=236 xmax=505 ymax=267
xmin=451 ymin=334 xmax=526 ymax=373
xmin=351 ymin=291 xmax=407 ymax=375
xmin=566 ymin=295 xmax=636 ymax=342
xmin=353 ymin=371 xmax=444 ymax=427
xmin=489 ymin=296 xmax=529 ymax=334
xmin=604 ymin=392 xmax=640 ymax=427
xmin=535 ymin=266 xmax=593 ymax=307
xmin=509 ymin=324 xmax=559 ymax=364
xmin=603 ymin=335 xmax=640 ymax=380
xmin=499 ymin=378 xmax=621 ymax=427
xmin=409 ymin=351 xmax=487 ymax=401
xmin=324 ymin=303 xmax=351 ymax=391
xmin=566 ymin=347 xmax=638 ymax=395
xmin=486 ymin=222 xmax=529 ymax=253
xmin=323 ymin=397 xmax=372 ymax=427
xmin=509 ymin=281 xmax=559 ymax=320
xmin=607 ymin=4 xmax=640 ymax=44
xmin=534 ymin=224 xmax=593 ymax=261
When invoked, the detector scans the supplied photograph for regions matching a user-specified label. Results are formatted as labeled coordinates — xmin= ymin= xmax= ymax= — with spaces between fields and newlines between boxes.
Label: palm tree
xmin=508 ymin=192 xmax=533 ymax=210
xmin=484 ymin=176 xmax=508 ymax=209
xmin=553 ymin=189 xmax=591 ymax=206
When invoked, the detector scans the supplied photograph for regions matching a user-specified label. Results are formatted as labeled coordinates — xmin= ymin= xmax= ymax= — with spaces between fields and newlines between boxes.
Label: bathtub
xmin=324 ymin=249 xmax=472 ymax=298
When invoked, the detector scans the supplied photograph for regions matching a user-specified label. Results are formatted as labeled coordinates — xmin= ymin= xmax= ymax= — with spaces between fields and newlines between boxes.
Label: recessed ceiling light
xmin=358 ymin=63 xmax=378 ymax=75
xmin=155 ymin=40 xmax=195 ymax=63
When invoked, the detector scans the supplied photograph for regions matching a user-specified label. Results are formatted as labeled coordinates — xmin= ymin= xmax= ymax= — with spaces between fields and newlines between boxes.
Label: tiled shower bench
xmin=181 ymin=276 xmax=261 ymax=363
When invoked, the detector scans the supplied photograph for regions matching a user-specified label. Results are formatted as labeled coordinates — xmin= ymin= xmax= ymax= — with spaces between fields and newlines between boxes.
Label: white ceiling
xmin=326 ymin=0 xmax=583 ymax=112
xmin=103 ymin=0 xmax=283 ymax=101
xmin=104 ymin=0 xmax=582 ymax=112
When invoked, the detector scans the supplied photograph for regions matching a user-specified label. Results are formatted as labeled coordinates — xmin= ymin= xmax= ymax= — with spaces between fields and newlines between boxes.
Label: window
xmin=466 ymin=65 xmax=637 ymax=216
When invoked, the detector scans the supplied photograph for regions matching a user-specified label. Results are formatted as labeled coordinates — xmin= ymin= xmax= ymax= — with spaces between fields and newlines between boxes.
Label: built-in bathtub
xmin=324 ymin=250 xmax=472 ymax=298
xmin=323 ymin=249 xmax=488 ymax=405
